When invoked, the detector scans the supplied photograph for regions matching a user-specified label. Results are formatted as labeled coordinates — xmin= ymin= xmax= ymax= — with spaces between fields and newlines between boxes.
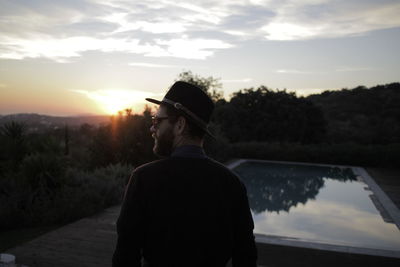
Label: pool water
xmin=232 ymin=161 xmax=400 ymax=252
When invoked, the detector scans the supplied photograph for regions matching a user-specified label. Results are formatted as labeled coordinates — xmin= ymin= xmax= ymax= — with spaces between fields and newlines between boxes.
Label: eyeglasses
xmin=151 ymin=116 xmax=169 ymax=128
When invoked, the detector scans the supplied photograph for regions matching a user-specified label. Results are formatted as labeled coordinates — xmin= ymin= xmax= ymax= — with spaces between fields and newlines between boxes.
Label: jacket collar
xmin=171 ymin=145 xmax=206 ymax=159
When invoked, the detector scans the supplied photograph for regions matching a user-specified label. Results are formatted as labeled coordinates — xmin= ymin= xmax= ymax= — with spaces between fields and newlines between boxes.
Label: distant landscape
xmin=0 ymin=113 xmax=110 ymax=132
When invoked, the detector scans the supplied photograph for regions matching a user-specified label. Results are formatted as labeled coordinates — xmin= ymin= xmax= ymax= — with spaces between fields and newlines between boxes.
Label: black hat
xmin=146 ymin=81 xmax=215 ymax=138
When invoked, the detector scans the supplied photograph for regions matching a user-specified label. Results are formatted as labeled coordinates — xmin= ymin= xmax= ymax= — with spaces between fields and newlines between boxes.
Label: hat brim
xmin=145 ymin=98 xmax=162 ymax=105
xmin=145 ymin=98 xmax=216 ymax=140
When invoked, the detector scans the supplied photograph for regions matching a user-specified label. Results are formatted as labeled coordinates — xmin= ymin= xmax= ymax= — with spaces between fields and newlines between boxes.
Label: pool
xmin=229 ymin=159 xmax=400 ymax=258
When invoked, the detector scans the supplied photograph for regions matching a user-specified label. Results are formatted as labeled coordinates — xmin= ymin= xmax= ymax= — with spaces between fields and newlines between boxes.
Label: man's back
xmin=113 ymin=157 xmax=257 ymax=267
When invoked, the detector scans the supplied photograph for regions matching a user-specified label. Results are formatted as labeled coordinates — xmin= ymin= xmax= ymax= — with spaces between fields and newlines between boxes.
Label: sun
xmin=102 ymin=95 xmax=131 ymax=115
xmin=91 ymin=90 xmax=132 ymax=115
xmin=74 ymin=89 xmax=155 ymax=115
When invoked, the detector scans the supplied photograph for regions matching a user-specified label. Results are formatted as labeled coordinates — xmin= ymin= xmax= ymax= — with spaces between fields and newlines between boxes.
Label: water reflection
xmin=233 ymin=162 xmax=357 ymax=214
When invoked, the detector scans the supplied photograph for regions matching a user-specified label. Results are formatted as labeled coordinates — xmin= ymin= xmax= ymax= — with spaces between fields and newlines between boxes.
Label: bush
xmin=0 ymin=163 xmax=133 ymax=230
xmin=204 ymin=122 xmax=232 ymax=163
xmin=55 ymin=163 xmax=132 ymax=222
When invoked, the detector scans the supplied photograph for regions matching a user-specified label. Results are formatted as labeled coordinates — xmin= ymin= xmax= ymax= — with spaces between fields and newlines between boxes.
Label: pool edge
xmin=255 ymin=233 xmax=400 ymax=259
xmin=354 ymin=167 xmax=400 ymax=230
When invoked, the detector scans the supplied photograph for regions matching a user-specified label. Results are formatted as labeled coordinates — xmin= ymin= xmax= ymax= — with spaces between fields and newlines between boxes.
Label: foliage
xmin=0 ymin=121 xmax=27 ymax=171
xmin=213 ymin=86 xmax=326 ymax=144
xmin=20 ymin=153 xmax=66 ymax=198
xmin=0 ymin=163 xmax=132 ymax=230
xmin=0 ymin=118 xmax=135 ymax=230
xmin=88 ymin=107 xmax=155 ymax=168
xmin=307 ymin=83 xmax=400 ymax=144
xmin=176 ymin=70 xmax=224 ymax=102
xmin=203 ymin=121 xmax=232 ymax=163
xmin=52 ymin=163 xmax=131 ymax=223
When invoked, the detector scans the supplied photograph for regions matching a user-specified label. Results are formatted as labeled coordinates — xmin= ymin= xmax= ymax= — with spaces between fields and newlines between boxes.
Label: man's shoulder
xmin=204 ymin=158 xmax=248 ymax=190
xmin=134 ymin=157 xmax=233 ymax=174
xmin=205 ymin=157 xmax=239 ymax=176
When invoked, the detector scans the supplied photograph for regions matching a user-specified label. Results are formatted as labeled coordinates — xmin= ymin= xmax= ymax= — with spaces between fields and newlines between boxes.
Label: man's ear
xmin=175 ymin=116 xmax=186 ymax=135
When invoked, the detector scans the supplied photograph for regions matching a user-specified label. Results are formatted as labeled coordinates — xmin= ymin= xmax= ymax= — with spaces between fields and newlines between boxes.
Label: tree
xmin=176 ymin=70 xmax=224 ymax=102
xmin=88 ymin=107 xmax=155 ymax=168
xmin=307 ymin=82 xmax=400 ymax=144
xmin=0 ymin=121 xmax=27 ymax=171
xmin=213 ymin=86 xmax=326 ymax=143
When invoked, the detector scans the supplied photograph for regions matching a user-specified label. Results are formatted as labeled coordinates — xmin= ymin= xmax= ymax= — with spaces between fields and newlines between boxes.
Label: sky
xmin=1 ymin=0 xmax=399 ymax=116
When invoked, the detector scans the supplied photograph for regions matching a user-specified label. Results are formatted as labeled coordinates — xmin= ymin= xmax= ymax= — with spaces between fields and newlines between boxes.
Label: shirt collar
xmin=171 ymin=145 xmax=207 ymax=159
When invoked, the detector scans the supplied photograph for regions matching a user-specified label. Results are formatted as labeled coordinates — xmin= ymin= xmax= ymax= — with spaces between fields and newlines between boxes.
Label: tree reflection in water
xmin=233 ymin=162 xmax=357 ymax=214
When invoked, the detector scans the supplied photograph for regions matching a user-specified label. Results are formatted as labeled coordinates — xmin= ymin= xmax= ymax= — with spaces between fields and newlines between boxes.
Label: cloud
xmin=102 ymin=12 xmax=188 ymax=34
xmin=0 ymin=35 xmax=157 ymax=62
xmin=263 ymin=23 xmax=319 ymax=41
xmin=128 ymin=62 xmax=180 ymax=68
xmin=152 ymin=36 xmax=233 ymax=59
xmin=222 ymin=30 xmax=249 ymax=37
xmin=0 ymin=0 xmax=233 ymax=61
xmin=335 ymin=66 xmax=374 ymax=72
xmin=261 ymin=0 xmax=400 ymax=40
xmin=121 ymin=21 xmax=187 ymax=34
xmin=1 ymin=0 xmax=400 ymax=62
xmin=0 ymin=35 xmax=232 ymax=61
xmin=276 ymin=69 xmax=314 ymax=74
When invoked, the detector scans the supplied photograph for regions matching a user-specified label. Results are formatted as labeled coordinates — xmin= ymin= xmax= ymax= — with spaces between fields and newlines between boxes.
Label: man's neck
xmin=173 ymin=136 xmax=204 ymax=149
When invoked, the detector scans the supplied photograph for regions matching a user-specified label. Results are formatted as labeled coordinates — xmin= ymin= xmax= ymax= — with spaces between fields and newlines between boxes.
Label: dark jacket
xmin=112 ymin=156 xmax=257 ymax=267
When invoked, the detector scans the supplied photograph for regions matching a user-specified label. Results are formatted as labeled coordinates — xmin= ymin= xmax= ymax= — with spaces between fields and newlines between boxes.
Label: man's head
xmin=146 ymin=81 xmax=215 ymax=157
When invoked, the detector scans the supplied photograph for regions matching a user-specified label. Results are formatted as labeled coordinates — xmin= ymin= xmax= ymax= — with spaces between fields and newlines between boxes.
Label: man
xmin=112 ymin=81 xmax=257 ymax=267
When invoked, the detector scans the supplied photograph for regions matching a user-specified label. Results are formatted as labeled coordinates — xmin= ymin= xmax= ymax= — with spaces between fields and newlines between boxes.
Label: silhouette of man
xmin=112 ymin=81 xmax=257 ymax=267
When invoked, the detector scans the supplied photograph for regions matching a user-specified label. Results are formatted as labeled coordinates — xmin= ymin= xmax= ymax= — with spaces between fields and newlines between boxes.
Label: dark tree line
xmin=183 ymin=72 xmax=399 ymax=146
xmin=212 ymin=87 xmax=326 ymax=144
xmin=175 ymin=71 xmax=327 ymax=144
xmin=307 ymin=83 xmax=400 ymax=144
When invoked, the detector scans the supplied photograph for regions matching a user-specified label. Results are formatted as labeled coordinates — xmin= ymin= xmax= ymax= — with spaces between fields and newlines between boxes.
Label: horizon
xmin=1 ymin=0 xmax=400 ymax=116
xmin=1 ymin=81 xmax=397 ymax=117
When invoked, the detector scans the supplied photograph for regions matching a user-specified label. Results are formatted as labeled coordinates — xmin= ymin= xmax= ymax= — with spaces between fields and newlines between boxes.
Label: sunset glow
xmin=72 ymin=89 xmax=158 ymax=115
